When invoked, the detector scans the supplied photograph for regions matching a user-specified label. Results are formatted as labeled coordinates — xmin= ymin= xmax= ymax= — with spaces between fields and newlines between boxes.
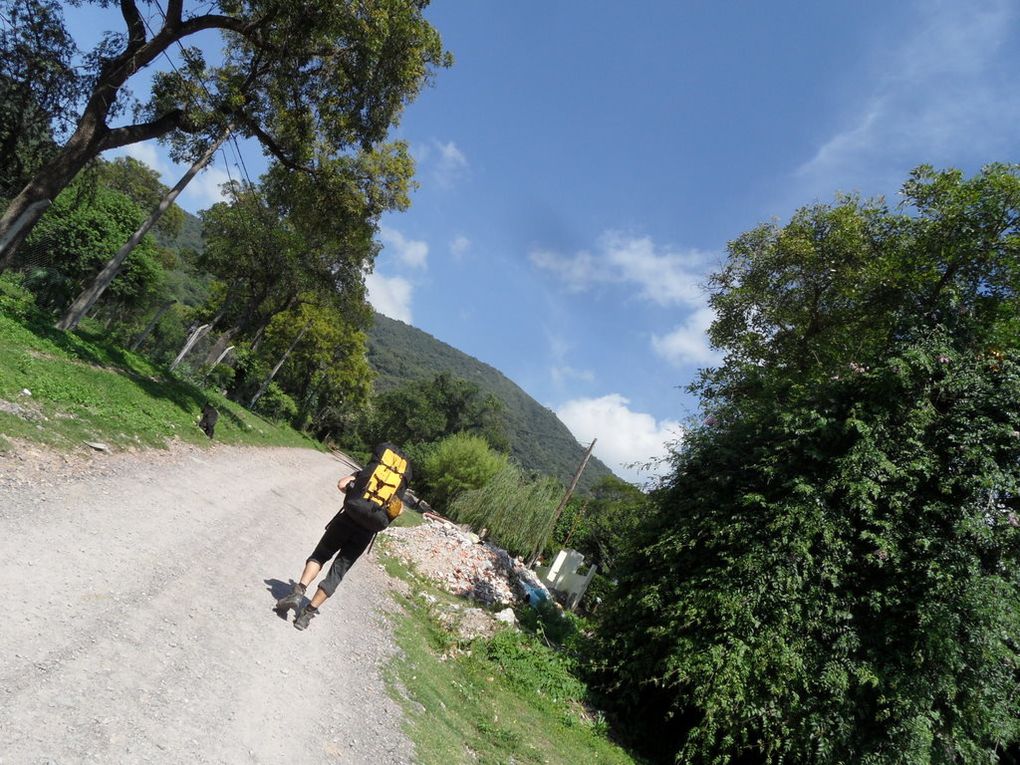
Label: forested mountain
xmin=367 ymin=311 xmax=615 ymax=492
xmin=159 ymin=209 xmax=210 ymax=307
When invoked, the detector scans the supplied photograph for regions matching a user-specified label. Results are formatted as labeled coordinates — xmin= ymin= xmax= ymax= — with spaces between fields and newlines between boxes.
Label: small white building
xmin=535 ymin=549 xmax=597 ymax=611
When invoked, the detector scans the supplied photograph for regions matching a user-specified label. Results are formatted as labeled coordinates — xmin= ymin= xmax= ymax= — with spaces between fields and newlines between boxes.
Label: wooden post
xmin=170 ymin=323 xmax=210 ymax=371
xmin=528 ymin=438 xmax=597 ymax=567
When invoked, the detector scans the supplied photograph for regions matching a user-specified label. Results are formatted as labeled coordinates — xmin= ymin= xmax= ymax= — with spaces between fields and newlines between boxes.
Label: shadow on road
xmin=264 ymin=578 xmax=303 ymax=621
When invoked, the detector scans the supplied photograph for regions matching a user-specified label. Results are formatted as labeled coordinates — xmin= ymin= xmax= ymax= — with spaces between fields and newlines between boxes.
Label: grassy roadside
xmin=0 ymin=282 xmax=316 ymax=453
xmin=376 ymin=520 xmax=637 ymax=765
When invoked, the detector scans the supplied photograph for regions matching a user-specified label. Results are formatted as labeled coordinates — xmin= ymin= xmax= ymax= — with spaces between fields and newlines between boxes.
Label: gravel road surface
xmin=0 ymin=443 xmax=414 ymax=764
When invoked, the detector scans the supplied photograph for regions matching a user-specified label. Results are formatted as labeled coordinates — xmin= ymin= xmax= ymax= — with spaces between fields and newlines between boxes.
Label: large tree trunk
xmin=0 ymin=133 xmax=96 ymax=271
xmin=55 ymin=129 xmax=230 ymax=331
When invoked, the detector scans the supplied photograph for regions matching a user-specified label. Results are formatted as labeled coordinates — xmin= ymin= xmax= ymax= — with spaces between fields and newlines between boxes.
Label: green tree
xmin=0 ymin=0 xmax=79 ymax=200
xmin=92 ymin=156 xmax=186 ymax=240
xmin=591 ymin=165 xmax=1020 ymax=764
xmin=364 ymin=372 xmax=507 ymax=449
xmin=415 ymin=432 xmax=509 ymax=512
xmin=230 ymin=295 xmax=374 ymax=430
xmin=553 ymin=476 xmax=648 ymax=573
xmin=21 ymin=181 xmax=163 ymax=314
xmin=0 ymin=0 xmax=450 ymax=269
xmin=198 ymin=145 xmax=411 ymax=365
xmin=450 ymin=464 xmax=563 ymax=559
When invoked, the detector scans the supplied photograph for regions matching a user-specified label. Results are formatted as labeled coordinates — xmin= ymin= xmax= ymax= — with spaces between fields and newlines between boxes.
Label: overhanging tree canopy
xmin=591 ymin=165 xmax=1020 ymax=763
xmin=0 ymin=0 xmax=450 ymax=270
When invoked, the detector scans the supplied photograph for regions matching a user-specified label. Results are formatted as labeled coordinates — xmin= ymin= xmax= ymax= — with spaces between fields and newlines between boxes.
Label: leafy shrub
xmin=415 ymin=432 xmax=508 ymax=511
xmin=0 ymin=273 xmax=41 ymax=321
xmin=480 ymin=629 xmax=586 ymax=708
xmin=253 ymin=383 xmax=297 ymax=423
xmin=204 ymin=362 xmax=235 ymax=392
xmin=22 ymin=183 xmax=164 ymax=312
xmin=516 ymin=597 xmax=582 ymax=646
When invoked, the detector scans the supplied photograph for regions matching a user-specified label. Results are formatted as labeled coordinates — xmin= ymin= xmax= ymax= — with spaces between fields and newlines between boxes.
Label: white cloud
xmin=557 ymin=394 xmax=682 ymax=484
xmin=450 ymin=235 xmax=471 ymax=259
xmin=796 ymin=0 xmax=1020 ymax=195
xmin=413 ymin=139 xmax=469 ymax=189
xmin=551 ymin=365 xmax=595 ymax=385
xmin=380 ymin=226 xmax=429 ymax=269
xmin=434 ymin=140 xmax=469 ymax=188
xmin=530 ymin=231 xmax=714 ymax=307
xmin=651 ymin=306 xmax=722 ymax=367
xmin=112 ymin=140 xmax=170 ymax=175
xmin=530 ymin=247 xmax=602 ymax=292
xmin=180 ymin=164 xmax=232 ymax=209
xmin=365 ymin=272 xmax=414 ymax=323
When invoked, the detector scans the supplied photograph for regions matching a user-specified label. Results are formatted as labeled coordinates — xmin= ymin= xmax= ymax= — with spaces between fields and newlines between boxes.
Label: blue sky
xmin=72 ymin=0 xmax=1020 ymax=482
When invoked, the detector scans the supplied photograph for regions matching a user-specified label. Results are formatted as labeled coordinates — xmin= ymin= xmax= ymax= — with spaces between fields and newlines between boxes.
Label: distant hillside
xmin=366 ymin=312 xmax=615 ymax=492
xmin=158 ymin=209 xmax=211 ymax=307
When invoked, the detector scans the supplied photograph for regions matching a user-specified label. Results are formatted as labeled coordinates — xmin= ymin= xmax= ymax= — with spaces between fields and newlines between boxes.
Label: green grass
xmin=376 ymin=542 xmax=637 ymax=765
xmin=0 ymin=287 xmax=317 ymax=453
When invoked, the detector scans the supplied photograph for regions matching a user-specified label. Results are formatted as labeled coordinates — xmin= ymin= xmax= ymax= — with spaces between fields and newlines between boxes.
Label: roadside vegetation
xmin=0 ymin=276 xmax=313 ymax=452
xmin=376 ymin=524 xmax=637 ymax=765
xmin=3 ymin=0 xmax=1019 ymax=761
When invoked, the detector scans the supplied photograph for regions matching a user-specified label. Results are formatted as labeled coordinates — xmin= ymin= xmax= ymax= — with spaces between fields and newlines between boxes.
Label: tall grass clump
xmin=448 ymin=463 xmax=562 ymax=558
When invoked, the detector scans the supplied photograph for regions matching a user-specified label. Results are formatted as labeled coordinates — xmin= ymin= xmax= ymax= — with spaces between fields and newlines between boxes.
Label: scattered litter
xmin=387 ymin=516 xmax=551 ymax=608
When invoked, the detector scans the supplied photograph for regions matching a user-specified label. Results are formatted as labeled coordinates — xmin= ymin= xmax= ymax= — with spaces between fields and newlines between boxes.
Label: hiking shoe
xmin=294 ymin=605 xmax=318 ymax=631
xmin=275 ymin=583 xmax=306 ymax=614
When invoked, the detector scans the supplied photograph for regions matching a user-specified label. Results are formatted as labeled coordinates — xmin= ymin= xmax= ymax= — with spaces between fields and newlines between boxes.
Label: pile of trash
xmin=385 ymin=514 xmax=550 ymax=608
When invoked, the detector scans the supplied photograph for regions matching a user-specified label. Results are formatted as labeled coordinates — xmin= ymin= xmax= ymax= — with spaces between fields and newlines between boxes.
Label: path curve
xmin=0 ymin=443 xmax=414 ymax=764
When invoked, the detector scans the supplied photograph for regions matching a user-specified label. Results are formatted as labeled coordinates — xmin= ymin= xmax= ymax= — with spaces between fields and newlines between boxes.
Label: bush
xmin=449 ymin=464 xmax=562 ymax=558
xmin=0 ymin=273 xmax=41 ymax=321
xmin=253 ymin=383 xmax=298 ymax=423
xmin=516 ymin=597 xmax=583 ymax=647
xmin=204 ymin=362 xmax=235 ymax=392
xmin=416 ymin=432 xmax=508 ymax=511
xmin=480 ymin=629 xmax=586 ymax=708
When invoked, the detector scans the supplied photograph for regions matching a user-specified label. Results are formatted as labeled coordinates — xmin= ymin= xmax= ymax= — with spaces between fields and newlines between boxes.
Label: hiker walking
xmin=275 ymin=442 xmax=412 ymax=630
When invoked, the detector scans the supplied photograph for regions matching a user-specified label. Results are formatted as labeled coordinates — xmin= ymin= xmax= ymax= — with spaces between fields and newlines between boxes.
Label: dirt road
xmin=0 ymin=444 xmax=414 ymax=764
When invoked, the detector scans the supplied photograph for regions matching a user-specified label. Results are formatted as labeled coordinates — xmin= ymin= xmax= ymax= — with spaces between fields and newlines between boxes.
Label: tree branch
xmin=96 ymin=110 xmax=187 ymax=151
xmin=165 ymin=0 xmax=184 ymax=25
xmin=119 ymin=0 xmax=147 ymax=51
xmin=239 ymin=116 xmax=316 ymax=175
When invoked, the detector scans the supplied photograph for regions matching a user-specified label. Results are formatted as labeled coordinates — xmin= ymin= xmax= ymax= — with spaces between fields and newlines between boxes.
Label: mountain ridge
xmin=366 ymin=311 xmax=615 ymax=493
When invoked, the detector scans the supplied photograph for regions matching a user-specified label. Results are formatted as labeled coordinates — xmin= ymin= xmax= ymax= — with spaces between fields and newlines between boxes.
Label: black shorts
xmin=307 ymin=510 xmax=375 ymax=596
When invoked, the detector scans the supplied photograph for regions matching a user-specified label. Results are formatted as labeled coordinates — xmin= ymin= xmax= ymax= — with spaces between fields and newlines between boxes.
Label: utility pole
xmin=528 ymin=438 xmax=596 ymax=567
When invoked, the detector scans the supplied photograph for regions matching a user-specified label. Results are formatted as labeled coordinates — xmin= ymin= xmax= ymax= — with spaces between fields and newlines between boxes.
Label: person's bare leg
xmin=309 ymin=588 xmax=329 ymax=609
xmin=298 ymin=560 xmax=322 ymax=588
